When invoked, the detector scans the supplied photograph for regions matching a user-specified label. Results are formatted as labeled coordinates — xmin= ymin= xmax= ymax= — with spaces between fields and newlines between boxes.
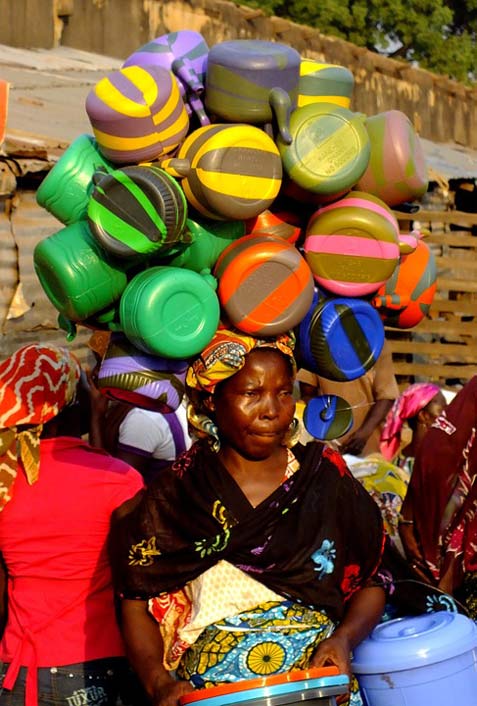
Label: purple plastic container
xmin=123 ymin=30 xmax=210 ymax=126
xmin=85 ymin=64 xmax=189 ymax=164
xmin=97 ymin=332 xmax=189 ymax=413
xmin=353 ymin=613 xmax=477 ymax=706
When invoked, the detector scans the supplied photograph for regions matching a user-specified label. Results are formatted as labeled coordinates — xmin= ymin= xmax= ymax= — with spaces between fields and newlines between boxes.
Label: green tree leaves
xmin=238 ymin=0 xmax=477 ymax=84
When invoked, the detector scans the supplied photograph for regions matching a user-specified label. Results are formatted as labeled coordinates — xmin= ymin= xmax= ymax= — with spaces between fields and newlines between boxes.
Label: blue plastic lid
xmin=185 ymin=675 xmax=349 ymax=706
xmin=303 ymin=394 xmax=353 ymax=441
xmin=352 ymin=613 xmax=477 ymax=674
xmin=307 ymin=297 xmax=385 ymax=381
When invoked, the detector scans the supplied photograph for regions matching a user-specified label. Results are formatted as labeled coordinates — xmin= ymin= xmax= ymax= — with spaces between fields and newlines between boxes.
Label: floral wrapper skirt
xmin=176 ymin=600 xmax=363 ymax=706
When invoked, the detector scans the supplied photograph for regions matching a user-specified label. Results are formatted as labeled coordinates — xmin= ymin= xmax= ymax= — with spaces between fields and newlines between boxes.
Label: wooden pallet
xmin=387 ymin=209 xmax=477 ymax=389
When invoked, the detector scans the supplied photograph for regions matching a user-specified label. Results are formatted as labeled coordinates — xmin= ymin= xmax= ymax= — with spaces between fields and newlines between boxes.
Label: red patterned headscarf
xmin=0 ymin=344 xmax=81 ymax=511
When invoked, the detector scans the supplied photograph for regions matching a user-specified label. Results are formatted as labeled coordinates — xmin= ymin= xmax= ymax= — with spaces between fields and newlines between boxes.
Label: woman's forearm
xmin=310 ymin=585 xmax=385 ymax=676
xmin=398 ymin=493 xmax=427 ymax=569
xmin=121 ymin=599 xmax=174 ymax=698
xmin=333 ymin=586 xmax=385 ymax=650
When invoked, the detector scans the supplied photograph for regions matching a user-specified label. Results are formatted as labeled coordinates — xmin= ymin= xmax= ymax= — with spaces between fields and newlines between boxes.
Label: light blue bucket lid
xmin=352 ymin=613 xmax=477 ymax=674
xmin=185 ymin=675 xmax=349 ymax=706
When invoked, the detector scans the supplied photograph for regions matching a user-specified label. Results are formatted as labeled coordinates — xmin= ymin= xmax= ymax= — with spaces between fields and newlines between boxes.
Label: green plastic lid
xmin=119 ymin=265 xmax=220 ymax=358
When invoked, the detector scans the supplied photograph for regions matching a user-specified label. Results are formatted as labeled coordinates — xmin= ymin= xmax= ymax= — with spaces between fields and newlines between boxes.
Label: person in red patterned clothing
xmin=399 ymin=376 xmax=477 ymax=617
xmin=0 ymin=343 xmax=144 ymax=706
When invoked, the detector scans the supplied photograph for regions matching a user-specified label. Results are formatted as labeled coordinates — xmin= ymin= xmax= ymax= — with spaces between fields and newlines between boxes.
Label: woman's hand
xmin=310 ymin=633 xmax=352 ymax=678
xmin=121 ymin=599 xmax=188 ymax=705
xmin=85 ymin=366 xmax=110 ymax=447
xmin=312 ymin=585 xmax=385 ymax=680
xmin=340 ymin=429 xmax=368 ymax=456
xmin=398 ymin=513 xmax=434 ymax=584
xmin=152 ymin=679 xmax=194 ymax=706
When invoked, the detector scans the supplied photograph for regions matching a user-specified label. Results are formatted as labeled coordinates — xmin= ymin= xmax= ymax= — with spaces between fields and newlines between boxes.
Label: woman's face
xmin=426 ymin=391 xmax=447 ymax=423
xmin=209 ymin=349 xmax=296 ymax=460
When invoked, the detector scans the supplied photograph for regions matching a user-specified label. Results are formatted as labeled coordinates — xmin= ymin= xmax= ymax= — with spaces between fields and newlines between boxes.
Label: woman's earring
xmin=284 ymin=417 xmax=301 ymax=447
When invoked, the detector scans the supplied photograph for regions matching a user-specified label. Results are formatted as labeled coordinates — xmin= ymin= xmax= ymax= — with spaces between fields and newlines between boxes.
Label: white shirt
xmin=118 ymin=403 xmax=191 ymax=461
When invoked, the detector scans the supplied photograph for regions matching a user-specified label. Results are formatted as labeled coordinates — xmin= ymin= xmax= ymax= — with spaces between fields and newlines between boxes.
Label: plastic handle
xmin=201 ymin=270 xmax=218 ymax=291
xmin=160 ymin=158 xmax=191 ymax=178
xmin=58 ymin=314 xmax=77 ymax=342
xmin=398 ymin=231 xmax=419 ymax=255
xmin=172 ymin=58 xmax=204 ymax=94
xmin=106 ymin=321 xmax=123 ymax=332
xmin=92 ymin=167 xmax=110 ymax=186
xmin=188 ymin=94 xmax=210 ymax=126
xmin=269 ymin=87 xmax=293 ymax=145
xmin=320 ymin=398 xmax=335 ymax=422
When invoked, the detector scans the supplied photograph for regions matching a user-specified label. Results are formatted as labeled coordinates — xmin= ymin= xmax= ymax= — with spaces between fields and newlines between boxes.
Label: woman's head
xmin=0 ymin=343 xmax=81 ymax=510
xmin=0 ymin=343 xmax=81 ymax=428
xmin=408 ymin=389 xmax=447 ymax=432
xmin=186 ymin=328 xmax=297 ymax=456
xmin=380 ymin=382 xmax=446 ymax=461
xmin=206 ymin=348 xmax=295 ymax=460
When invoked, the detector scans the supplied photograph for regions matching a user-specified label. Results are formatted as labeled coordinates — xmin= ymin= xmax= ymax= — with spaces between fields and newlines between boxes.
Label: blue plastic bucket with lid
xmin=352 ymin=612 xmax=477 ymax=706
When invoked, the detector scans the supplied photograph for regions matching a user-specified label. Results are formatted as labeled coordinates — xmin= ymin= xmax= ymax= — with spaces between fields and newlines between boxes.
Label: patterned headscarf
xmin=0 ymin=344 xmax=81 ymax=511
xmin=380 ymin=382 xmax=442 ymax=461
xmin=186 ymin=328 xmax=296 ymax=394
xmin=186 ymin=328 xmax=297 ymax=449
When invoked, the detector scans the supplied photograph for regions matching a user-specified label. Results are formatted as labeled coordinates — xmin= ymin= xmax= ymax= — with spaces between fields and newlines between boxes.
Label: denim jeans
xmin=0 ymin=657 xmax=128 ymax=706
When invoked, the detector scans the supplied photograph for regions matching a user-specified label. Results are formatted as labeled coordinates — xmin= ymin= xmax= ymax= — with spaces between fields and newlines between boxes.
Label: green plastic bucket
xmin=36 ymin=134 xmax=114 ymax=225
xmin=33 ymin=221 xmax=129 ymax=322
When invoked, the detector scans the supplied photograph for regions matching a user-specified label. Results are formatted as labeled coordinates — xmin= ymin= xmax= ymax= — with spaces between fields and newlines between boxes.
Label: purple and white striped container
xmin=97 ymin=333 xmax=189 ymax=413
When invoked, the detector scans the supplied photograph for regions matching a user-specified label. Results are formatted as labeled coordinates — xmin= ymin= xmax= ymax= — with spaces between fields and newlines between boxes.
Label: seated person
xmin=116 ymin=405 xmax=191 ymax=480
xmin=343 ymin=383 xmax=446 ymax=556
xmin=399 ymin=376 xmax=477 ymax=618
xmin=345 ymin=454 xmax=410 ymax=556
xmin=380 ymin=382 xmax=447 ymax=474
xmin=87 ymin=330 xmax=192 ymax=485
xmin=110 ymin=327 xmax=386 ymax=706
